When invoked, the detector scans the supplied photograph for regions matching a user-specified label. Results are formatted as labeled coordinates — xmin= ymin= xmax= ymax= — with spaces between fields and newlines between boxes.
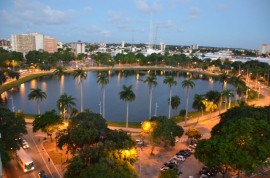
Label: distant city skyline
xmin=0 ymin=0 xmax=269 ymax=50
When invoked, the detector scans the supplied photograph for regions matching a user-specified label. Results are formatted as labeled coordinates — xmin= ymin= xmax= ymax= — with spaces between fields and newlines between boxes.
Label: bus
xmin=16 ymin=148 xmax=35 ymax=172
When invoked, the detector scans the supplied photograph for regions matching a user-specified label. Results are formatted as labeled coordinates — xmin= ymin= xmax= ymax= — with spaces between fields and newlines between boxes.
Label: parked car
xmin=136 ymin=139 xmax=144 ymax=147
xmin=38 ymin=170 xmax=48 ymax=178
xmin=160 ymin=166 xmax=170 ymax=171
xmin=163 ymin=163 xmax=176 ymax=169
xmin=177 ymin=149 xmax=192 ymax=157
xmin=199 ymin=166 xmax=219 ymax=177
xmin=173 ymin=155 xmax=185 ymax=161
xmin=22 ymin=139 xmax=29 ymax=149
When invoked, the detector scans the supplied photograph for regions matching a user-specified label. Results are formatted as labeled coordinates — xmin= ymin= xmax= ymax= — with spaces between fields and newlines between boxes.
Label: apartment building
xmin=44 ymin=37 xmax=57 ymax=53
xmin=71 ymin=41 xmax=86 ymax=55
xmin=11 ymin=34 xmax=36 ymax=54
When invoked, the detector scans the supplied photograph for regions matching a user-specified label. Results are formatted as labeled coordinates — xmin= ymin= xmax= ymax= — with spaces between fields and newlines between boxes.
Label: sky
xmin=0 ymin=0 xmax=269 ymax=49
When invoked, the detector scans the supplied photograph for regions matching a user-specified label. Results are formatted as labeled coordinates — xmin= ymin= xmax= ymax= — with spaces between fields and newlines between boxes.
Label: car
xmin=160 ymin=166 xmax=170 ymax=171
xmin=162 ymin=163 xmax=176 ymax=169
xmin=38 ymin=170 xmax=48 ymax=178
xmin=22 ymin=139 xmax=29 ymax=149
xmin=199 ymin=166 xmax=219 ymax=177
xmin=136 ymin=139 xmax=144 ymax=147
xmin=189 ymin=144 xmax=196 ymax=149
xmin=177 ymin=149 xmax=192 ymax=157
xmin=172 ymin=155 xmax=185 ymax=161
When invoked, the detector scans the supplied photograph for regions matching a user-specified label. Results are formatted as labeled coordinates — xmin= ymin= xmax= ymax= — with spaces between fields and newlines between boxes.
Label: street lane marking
xmin=29 ymin=135 xmax=54 ymax=178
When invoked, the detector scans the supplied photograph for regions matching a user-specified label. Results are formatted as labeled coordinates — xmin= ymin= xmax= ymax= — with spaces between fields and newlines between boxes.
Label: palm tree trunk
xmin=103 ymin=87 xmax=105 ymax=118
xmin=80 ymin=81 xmax=83 ymax=112
xmin=149 ymin=88 xmax=152 ymax=120
xmin=168 ymin=87 xmax=172 ymax=119
xmin=185 ymin=88 xmax=189 ymax=125
xmin=37 ymin=100 xmax=40 ymax=115
xmin=126 ymin=102 xmax=129 ymax=128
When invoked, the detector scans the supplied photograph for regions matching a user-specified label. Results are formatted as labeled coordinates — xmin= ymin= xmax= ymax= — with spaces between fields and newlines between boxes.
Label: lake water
xmin=1 ymin=70 xmax=235 ymax=122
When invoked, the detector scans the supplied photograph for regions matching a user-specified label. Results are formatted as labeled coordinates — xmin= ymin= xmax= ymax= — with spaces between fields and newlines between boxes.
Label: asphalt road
xmin=4 ymin=124 xmax=61 ymax=178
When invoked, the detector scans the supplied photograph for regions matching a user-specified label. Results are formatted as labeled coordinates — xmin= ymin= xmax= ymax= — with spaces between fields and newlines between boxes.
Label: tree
xmin=33 ymin=110 xmax=62 ymax=141
xmin=73 ymin=69 xmax=87 ymax=112
xmin=0 ymin=70 xmax=7 ymax=92
xmin=144 ymin=75 xmax=157 ymax=119
xmin=182 ymin=79 xmax=195 ymax=125
xmin=56 ymin=93 xmax=76 ymax=120
xmin=221 ymin=89 xmax=234 ymax=110
xmin=218 ymin=73 xmax=230 ymax=90
xmin=119 ymin=85 xmax=136 ymax=128
xmin=185 ymin=128 xmax=202 ymax=144
xmin=28 ymin=87 xmax=47 ymax=115
xmin=142 ymin=116 xmax=184 ymax=154
xmin=57 ymin=111 xmax=137 ymax=178
xmin=170 ymin=95 xmax=180 ymax=115
xmin=159 ymin=167 xmax=180 ymax=178
xmin=54 ymin=66 xmax=65 ymax=79
xmin=163 ymin=76 xmax=177 ymax=118
xmin=97 ymin=72 xmax=109 ymax=118
xmin=0 ymin=108 xmax=27 ymax=164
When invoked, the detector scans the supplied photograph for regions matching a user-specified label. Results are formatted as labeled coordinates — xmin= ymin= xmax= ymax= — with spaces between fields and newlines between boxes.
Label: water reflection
xmin=1 ymin=70 xmax=236 ymax=122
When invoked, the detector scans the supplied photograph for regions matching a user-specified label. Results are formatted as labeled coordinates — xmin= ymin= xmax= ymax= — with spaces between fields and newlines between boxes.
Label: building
xmin=0 ymin=39 xmax=11 ymax=50
xmin=121 ymin=41 xmax=125 ymax=48
xmin=259 ymin=44 xmax=270 ymax=55
xmin=44 ymin=37 xmax=57 ymax=53
xmin=160 ymin=42 xmax=166 ymax=51
xmin=32 ymin=32 xmax=44 ymax=51
xmin=11 ymin=34 xmax=36 ymax=54
xmin=71 ymin=41 xmax=86 ymax=55
xmin=191 ymin=44 xmax=199 ymax=50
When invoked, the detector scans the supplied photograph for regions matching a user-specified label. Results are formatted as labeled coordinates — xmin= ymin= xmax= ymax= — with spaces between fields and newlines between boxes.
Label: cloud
xmin=2 ymin=0 xmax=75 ymax=26
xmin=135 ymin=0 xmax=161 ymax=13
xmin=156 ymin=20 xmax=174 ymax=28
xmin=189 ymin=7 xmax=200 ymax=19
xmin=84 ymin=6 xmax=92 ymax=13
xmin=177 ymin=27 xmax=185 ymax=32
xmin=87 ymin=26 xmax=112 ymax=38
xmin=107 ymin=10 xmax=132 ymax=30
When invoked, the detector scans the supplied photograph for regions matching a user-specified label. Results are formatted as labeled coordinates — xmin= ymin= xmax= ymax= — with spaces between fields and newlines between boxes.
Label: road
xmin=4 ymin=123 xmax=62 ymax=178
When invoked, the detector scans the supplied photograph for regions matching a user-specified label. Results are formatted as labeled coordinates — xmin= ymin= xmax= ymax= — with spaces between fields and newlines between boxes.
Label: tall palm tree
xmin=73 ymin=69 xmax=87 ymax=112
xmin=182 ymin=79 xmax=195 ymax=125
xmin=221 ymin=89 xmax=234 ymax=110
xmin=218 ymin=73 xmax=230 ymax=90
xmin=170 ymin=95 xmax=180 ymax=116
xmin=230 ymin=75 xmax=245 ymax=101
xmin=144 ymin=75 xmax=157 ymax=120
xmin=163 ymin=76 xmax=177 ymax=119
xmin=54 ymin=66 xmax=65 ymax=78
xmin=97 ymin=72 xmax=109 ymax=118
xmin=119 ymin=85 xmax=136 ymax=128
xmin=57 ymin=93 xmax=76 ymax=120
xmin=192 ymin=94 xmax=205 ymax=122
xmin=28 ymin=87 xmax=47 ymax=115
xmin=54 ymin=66 xmax=66 ymax=95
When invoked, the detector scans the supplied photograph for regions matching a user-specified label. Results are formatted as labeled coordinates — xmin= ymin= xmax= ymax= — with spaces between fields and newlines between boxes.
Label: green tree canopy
xmin=0 ymin=108 xmax=27 ymax=164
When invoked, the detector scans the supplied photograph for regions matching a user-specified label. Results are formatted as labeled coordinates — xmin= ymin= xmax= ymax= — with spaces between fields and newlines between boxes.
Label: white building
xmin=259 ymin=44 xmax=270 ymax=55
xmin=71 ymin=41 xmax=86 ymax=55
xmin=11 ymin=34 xmax=36 ymax=54
xmin=121 ymin=41 xmax=125 ymax=48
xmin=31 ymin=32 xmax=44 ymax=51
xmin=191 ymin=44 xmax=199 ymax=50
xmin=160 ymin=42 xmax=166 ymax=51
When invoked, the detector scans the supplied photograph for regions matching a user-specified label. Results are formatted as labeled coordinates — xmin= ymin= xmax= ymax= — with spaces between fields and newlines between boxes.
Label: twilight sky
xmin=0 ymin=0 xmax=269 ymax=49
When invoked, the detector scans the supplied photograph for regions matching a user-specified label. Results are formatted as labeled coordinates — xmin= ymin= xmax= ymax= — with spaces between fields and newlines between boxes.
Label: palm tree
xmin=119 ymin=85 xmax=136 ymax=128
xmin=57 ymin=93 xmax=76 ymax=120
xmin=97 ymin=72 xmax=109 ymax=118
xmin=170 ymin=95 xmax=180 ymax=116
xmin=144 ymin=75 xmax=157 ymax=120
xmin=73 ymin=69 xmax=87 ymax=112
xmin=54 ymin=66 xmax=65 ymax=78
xmin=221 ymin=89 xmax=234 ymax=110
xmin=218 ymin=73 xmax=230 ymax=90
xmin=28 ymin=87 xmax=47 ymax=115
xmin=182 ymin=79 xmax=195 ymax=125
xmin=192 ymin=94 xmax=205 ymax=122
xmin=230 ymin=75 xmax=245 ymax=101
xmin=163 ymin=76 xmax=177 ymax=119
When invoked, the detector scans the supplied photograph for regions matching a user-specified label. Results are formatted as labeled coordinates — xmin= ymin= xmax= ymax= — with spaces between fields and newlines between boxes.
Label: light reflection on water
xmin=1 ymin=70 xmax=235 ymax=122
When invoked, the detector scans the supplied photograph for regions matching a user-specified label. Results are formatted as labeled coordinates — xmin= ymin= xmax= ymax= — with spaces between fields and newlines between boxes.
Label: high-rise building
xmin=71 ymin=41 xmax=86 ymax=55
xmin=11 ymin=34 xmax=36 ymax=54
xmin=191 ymin=44 xmax=199 ymax=50
xmin=121 ymin=41 xmax=125 ymax=48
xmin=259 ymin=44 xmax=270 ymax=55
xmin=32 ymin=32 xmax=44 ymax=51
xmin=44 ymin=37 xmax=57 ymax=53
xmin=160 ymin=42 xmax=166 ymax=51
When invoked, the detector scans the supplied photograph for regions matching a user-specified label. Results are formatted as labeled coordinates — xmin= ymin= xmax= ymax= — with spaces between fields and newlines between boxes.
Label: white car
xmin=22 ymin=139 xmax=29 ymax=149
xmin=172 ymin=155 xmax=185 ymax=161
xmin=160 ymin=166 xmax=170 ymax=171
